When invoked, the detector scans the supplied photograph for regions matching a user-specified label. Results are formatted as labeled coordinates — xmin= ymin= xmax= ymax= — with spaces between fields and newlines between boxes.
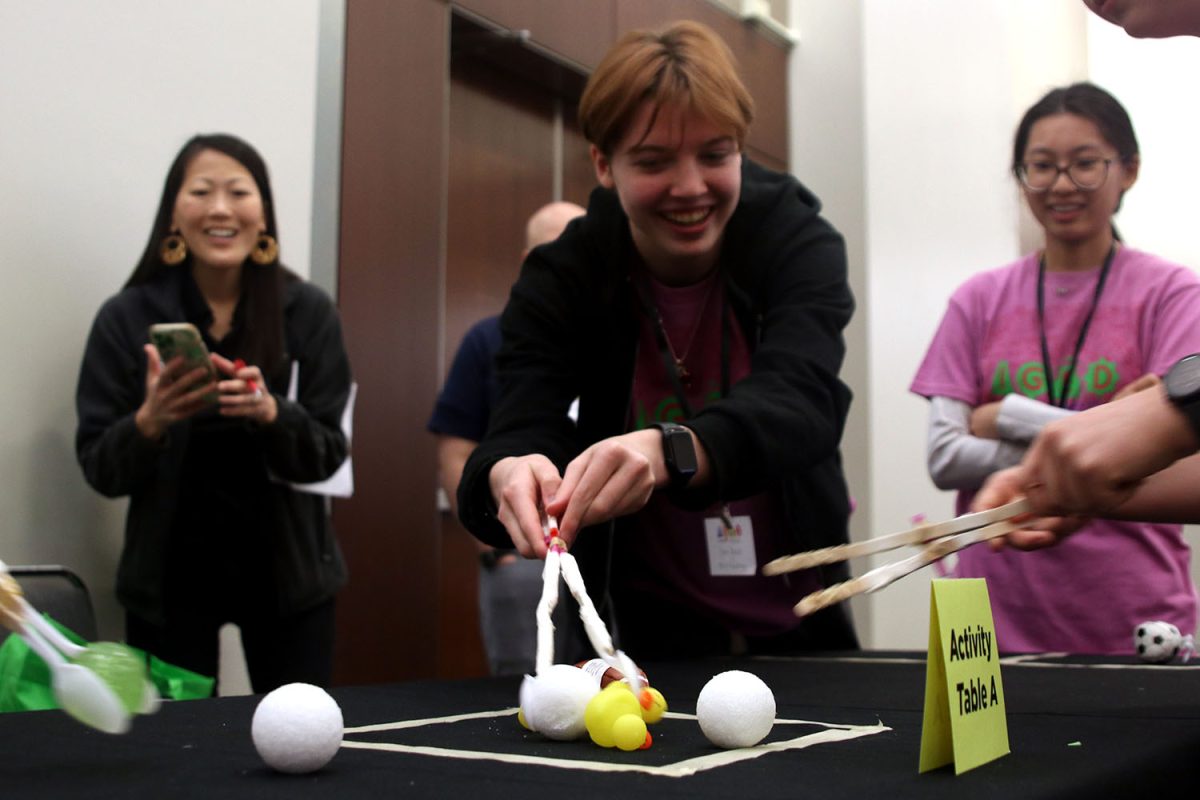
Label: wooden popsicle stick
xmin=793 ymin=518 xmax=1020 ymax=617
xmin=763 ymin=498 xmax=1031 ymax=576
xmin=0 ymin=562 xmax=26 ymax=632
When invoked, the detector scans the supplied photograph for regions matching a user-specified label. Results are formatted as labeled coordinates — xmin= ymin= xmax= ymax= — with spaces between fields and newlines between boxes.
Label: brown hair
xmin=578 ymin=20 xmax=754 ymax=155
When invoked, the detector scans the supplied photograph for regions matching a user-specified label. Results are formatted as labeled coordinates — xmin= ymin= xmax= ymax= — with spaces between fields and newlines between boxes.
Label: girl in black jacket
xmin=459 ymin=22 xmax=858 ymax=659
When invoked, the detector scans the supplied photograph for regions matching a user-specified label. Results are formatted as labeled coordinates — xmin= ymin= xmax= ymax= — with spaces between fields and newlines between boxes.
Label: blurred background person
xmin=1083 ymin=0 xmax=1200 ymax=38
xmin=972 ymin=0 xmax=1200 ymax=532
xmin=75 ymin=133 xmax=353 ymax=692
xmin=911 ymin=84 xmax=1200 ymax=653
xmin=429 ymin=201 xmax=585 ymax=676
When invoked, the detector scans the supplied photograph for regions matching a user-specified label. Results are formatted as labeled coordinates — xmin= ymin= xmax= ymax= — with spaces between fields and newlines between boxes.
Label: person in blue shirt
xmin=428 ymin=201 xmax=584 ymax=676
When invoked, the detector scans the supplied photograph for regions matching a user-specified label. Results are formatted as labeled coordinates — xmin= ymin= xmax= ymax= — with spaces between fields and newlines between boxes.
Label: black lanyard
xmin=634 ymin=273 xmax=731 ymax=420
xmin=1036 ymin=243 xmax=1116 ymax=408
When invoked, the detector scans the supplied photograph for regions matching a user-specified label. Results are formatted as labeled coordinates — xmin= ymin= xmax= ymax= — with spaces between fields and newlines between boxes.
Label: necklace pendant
xmin=675 ymin=359 xmax=692 ymax=387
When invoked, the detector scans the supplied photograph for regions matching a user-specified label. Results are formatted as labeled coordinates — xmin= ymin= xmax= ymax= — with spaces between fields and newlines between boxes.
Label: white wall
xmin=0 ymin=0 xmax=323 ymax=640
xmin=787 ymin=0 xmax=872 ymax=641
xmin=861 ymin=0 xmax=1087 ymax=649
xmin=1086 ymin=17 xmax=1200 ymax=266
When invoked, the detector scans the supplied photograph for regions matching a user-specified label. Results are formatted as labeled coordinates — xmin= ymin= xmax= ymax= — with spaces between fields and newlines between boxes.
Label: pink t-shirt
xmin=625 ymin=273 xmax=820 ymax=637
xmin=911 ymin=247 xmax=1200 ymax=654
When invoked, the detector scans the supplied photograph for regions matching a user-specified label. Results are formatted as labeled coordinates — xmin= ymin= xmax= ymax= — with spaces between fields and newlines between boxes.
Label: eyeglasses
xmin=1016 ymin=157 xmax=1113 ymax=192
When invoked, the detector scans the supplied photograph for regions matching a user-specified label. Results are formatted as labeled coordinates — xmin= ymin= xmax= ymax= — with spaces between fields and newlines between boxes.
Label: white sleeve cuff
xmin=927 ymin=396 xmax=1027 ymax=491
xmin=994 ymin=394 xmax=1075 ymax=443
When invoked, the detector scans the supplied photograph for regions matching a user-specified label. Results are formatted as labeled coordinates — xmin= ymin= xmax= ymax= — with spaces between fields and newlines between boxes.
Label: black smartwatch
xmin=651 ymin=422 xmax=698 ymax=489
xmin=1163 ymin=353 xmax=1200 ymax=439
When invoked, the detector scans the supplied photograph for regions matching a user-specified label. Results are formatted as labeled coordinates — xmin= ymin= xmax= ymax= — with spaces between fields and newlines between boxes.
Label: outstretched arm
xmin=1105 ymin=453 xmax=1200 ymax=523
xmin=1020 ymin=385 xmax=1198 ymax=517
xmin=972 ymin=387 xmax=1200 ymax=546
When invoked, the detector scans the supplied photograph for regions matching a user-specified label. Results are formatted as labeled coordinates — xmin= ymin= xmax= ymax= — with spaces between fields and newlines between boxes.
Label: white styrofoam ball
xmin=251 ymin=683 xmax=344 ymax=773
xmin=519 ymin=664 xmax=600 ymax=740
xmin=696 ymin=670 xmax=776 ymax=749
xmin=1135 ymin=621 xmax=1182 ymax=663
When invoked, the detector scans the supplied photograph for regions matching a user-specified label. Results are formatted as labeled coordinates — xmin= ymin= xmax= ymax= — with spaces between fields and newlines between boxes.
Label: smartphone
xmin=148 ymin=322 xmax=217 ymax=400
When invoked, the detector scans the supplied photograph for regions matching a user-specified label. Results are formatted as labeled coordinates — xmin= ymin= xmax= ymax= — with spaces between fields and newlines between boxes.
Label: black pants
xmin=126 ymin=598 xmax=336 ymax=695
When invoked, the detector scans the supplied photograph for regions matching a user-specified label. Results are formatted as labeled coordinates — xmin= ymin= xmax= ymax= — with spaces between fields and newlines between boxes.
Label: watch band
xmin=1164 ymin=354 xmax=1200 ymax=440
xmin=651 ymin=422 xmax=698 ymax=489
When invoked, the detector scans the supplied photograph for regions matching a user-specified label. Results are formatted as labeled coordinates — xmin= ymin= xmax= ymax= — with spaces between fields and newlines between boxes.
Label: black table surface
xmin=3 ymin=652 xmax=1198 ymax=799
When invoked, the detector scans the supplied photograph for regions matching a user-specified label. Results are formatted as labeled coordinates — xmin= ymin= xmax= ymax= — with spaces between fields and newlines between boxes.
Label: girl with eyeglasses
xmin=910 ymin=82 xmax=1200 ymax=654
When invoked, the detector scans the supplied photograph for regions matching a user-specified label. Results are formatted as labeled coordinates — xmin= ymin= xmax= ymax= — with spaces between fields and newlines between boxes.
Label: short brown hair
xmin=578 ymin=20 xmax=755 ymax=155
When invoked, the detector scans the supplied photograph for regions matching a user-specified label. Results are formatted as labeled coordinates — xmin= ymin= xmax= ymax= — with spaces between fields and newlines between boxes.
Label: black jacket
xmin=459 ymin=159 xmax=857 ymax=640
xmin=75 ymin=267 xmax=351 ymax=624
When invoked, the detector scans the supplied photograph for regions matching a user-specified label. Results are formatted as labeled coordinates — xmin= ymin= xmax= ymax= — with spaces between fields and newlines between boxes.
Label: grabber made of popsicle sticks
xmin=534 ymin=515 xmax=645 ymax=694
xmin=762 ymin=498 xmax=1032 ymax=617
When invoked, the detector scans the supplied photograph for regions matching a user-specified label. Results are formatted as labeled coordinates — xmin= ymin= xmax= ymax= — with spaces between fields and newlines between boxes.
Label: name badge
xmin=704 ymin=514 xmax=755 ymax=576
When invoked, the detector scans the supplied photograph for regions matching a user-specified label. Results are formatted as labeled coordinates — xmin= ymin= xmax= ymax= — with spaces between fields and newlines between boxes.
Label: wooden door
xmin=436 ymin=38 xmax=593 ymax=679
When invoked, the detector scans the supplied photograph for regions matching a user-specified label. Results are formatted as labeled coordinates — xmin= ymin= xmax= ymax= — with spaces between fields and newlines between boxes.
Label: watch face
xmin=669 ymin=432 xmax=698 ymax=474
xmin=1167 ymin=354 xmax=1200 ymax=402
xmin=657 ymin=423 xmax=697 ymax=484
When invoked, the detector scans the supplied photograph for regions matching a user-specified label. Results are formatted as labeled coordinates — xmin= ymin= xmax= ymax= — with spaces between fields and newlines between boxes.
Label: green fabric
xmin=0 ymin=615 xmax=213 ymax=712
xmin=145 ymin=653 xmax=214 ymax=700
xmin=0 ymin=621 xmax=64 ymax=711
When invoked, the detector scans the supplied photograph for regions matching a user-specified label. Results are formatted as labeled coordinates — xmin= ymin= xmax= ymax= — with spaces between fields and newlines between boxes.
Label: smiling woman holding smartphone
xmin=75 ymin=134 xmax=353 ymax=693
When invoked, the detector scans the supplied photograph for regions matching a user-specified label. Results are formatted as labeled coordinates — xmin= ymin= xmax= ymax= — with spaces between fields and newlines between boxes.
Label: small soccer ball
xmin=251 ymin=683 xmax=343 ymax=773
xmin=696 ymin=670 xmax=776 ymax=749
xmin=519 ymin=664 xmax=598 ymax=740
xmin=1134 ymin=621 xmax=1182 ymax=663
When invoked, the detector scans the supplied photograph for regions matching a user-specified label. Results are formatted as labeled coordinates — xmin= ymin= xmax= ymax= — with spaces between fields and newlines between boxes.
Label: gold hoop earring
xmin=251 ymin=234 xmax=278 ymax=265
xmin=160 ymin=233 xmax=187 ymax=265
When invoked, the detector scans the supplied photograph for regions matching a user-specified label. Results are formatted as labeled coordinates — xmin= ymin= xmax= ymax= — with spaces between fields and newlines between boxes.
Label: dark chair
xmin=4 ymin=566 xmax=98 ymax=642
